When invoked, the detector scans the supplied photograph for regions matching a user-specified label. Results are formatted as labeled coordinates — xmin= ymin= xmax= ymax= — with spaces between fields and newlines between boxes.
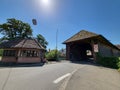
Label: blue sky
xmin=0 ymin=0 xmax=120 ymax=50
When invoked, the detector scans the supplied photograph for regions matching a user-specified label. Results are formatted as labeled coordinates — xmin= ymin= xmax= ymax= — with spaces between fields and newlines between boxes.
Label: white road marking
xmin=53 ymin=73 xmax=71 ymax=84
xmin=53 ymin=65 xmax=86 ymax=85
xmin=71 ymin=68 xmax=78 ymax=75
xmin=58 ymin=65 xmax=86 ymax=90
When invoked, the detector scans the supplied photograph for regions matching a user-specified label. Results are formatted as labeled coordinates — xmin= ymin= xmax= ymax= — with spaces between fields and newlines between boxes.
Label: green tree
xmin=0 ymin=18 xmax=32 ymax=41
xmin=45 ymin=49 xmax=60 ymax=61
xmin=36 ymin=34 xmax=48 ymax=49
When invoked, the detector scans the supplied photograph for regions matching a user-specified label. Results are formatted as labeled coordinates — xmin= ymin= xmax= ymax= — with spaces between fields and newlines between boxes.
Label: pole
xmin=56 ymin=29 xmax=58 ymax=61
xmin=56 ymin=29 xmax=58 ymax=50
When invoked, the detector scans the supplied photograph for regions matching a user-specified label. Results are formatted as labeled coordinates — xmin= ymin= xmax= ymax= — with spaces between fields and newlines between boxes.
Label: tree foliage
xmin=0 ymin=18 xmax=48 ymax=49
xmin=0 ymin=18 xmax=32 ymax=41
xmin=45 ymin=49 xmax=60 ymax=61
xmin=36 ymin=34 xmax=48 ymax=49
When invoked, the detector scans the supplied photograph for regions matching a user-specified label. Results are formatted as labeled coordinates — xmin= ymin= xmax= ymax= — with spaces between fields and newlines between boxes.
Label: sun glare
xmin=41 ymin=0 xmax=50 ymax=6
xmin=35 ymin=0 xmax=55 ymax=15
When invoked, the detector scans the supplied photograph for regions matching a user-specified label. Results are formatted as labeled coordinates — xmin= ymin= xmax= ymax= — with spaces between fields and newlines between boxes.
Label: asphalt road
xmin=0 ymin=62 xmax=82 ymax=90
xmin=0 ymin=62 xmax=120 ymax=90
xmin=65 ymin=63 xmax=120 ymax=90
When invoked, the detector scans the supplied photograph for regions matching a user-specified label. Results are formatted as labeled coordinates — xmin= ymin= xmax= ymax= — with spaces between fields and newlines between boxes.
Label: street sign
xmin=94 ymin=44 xmax=98 ymax=52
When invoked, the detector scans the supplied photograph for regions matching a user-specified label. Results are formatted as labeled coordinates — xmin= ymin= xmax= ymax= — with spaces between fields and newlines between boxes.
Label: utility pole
xmin=56 ymin=29 xmax=58 ymax=61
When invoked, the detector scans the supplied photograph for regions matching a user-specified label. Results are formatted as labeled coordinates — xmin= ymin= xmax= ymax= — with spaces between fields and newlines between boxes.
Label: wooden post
xmin=17 ymin=50 xmax=21 ymax=57
xmin=91 ymin=40 xmax=97 ymax=61
xmin=66 ymin=44 xmax=70 ymax=60
xmin=16 ymin=49 xmax=21 ymax=62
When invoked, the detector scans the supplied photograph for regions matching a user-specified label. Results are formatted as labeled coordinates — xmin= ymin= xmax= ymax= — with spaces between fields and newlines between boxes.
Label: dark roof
xmin=0 ymin=38 xmax=45 ymax=50
xmin=63 ymin=30 xmax=120 ymax=51
xmin=63 ymin=30 xmax=98 ymax=44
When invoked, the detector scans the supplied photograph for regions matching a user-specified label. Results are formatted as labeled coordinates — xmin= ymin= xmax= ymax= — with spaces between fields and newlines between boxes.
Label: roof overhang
xmin=63 ymin=35 xmax=120 ymax=51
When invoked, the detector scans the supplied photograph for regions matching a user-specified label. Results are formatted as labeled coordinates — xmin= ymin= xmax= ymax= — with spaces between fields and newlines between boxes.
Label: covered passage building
xmin=0 ymin=38 xmax=45 ymax=63
xmin=63 ymin=30 xmax=120 ymax=61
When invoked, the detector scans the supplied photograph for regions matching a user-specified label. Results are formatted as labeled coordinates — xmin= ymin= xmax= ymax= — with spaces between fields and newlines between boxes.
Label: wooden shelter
xmin=0 ymin=38 xmax=45 ymax=63
xmin=63 ymin=30 xmax=120 ymax=61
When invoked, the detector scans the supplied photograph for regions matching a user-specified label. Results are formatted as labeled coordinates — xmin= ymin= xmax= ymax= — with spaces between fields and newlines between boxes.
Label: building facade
xmin=0 ymin=38 xmax=45 ymax=63
xmin=63 ymin=30 xmax=120 ymax=61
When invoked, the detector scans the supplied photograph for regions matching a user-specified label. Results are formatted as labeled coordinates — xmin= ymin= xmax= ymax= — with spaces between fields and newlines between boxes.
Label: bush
xmin=117 ymin=60 xmax=120 ymax=69
xmin=100 ymin=57 xmax=119 ymax=69
xmin=96 ymin=53 xmax=120 ymax=69
xmin=45 ymin=50 xmax=60 ymax=61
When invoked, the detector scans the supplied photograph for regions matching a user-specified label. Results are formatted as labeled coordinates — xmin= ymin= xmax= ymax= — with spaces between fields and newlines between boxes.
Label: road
xmin=0 ymin=62 xmax=82 ymax=90
xmin=65 ymin=63 xmax=120 ymax=90
xmin=0 ymin=62 xmax=120 ymax=90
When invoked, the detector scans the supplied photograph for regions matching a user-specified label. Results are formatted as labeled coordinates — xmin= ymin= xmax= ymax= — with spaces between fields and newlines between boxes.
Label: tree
xmin=45 ymin=49 xmax=60 ymax=61
xmin=36 ymin=34 xmax=48 ymax=49
xmin=0 ymin=18 xmax=32 ymax=41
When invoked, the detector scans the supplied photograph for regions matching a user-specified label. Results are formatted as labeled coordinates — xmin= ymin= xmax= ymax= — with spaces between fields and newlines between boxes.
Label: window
xmin=21 ymin=50 xmax=39 ymax=57
xmin=3 ymin=50 xmax=16 ymax=56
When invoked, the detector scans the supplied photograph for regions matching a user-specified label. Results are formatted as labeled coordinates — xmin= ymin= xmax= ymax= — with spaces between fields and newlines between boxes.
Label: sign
xmin=94 ymin=44 xmax=98 ymax=52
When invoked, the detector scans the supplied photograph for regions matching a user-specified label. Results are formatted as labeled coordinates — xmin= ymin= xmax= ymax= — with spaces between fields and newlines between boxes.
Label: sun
xmin=36 ymin=0 xmax=54 ymax=14
xmin=41 ymin=0 xmax=50 ymax=6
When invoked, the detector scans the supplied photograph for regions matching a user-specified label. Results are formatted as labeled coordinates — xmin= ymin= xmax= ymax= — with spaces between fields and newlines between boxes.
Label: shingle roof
xmin=0 ymin=38 xmax=45 ymax=50
xmin=63 ymin=30 xmax=120 ymax=51
xmin=63 ymin=30 xmax=98 ymax=44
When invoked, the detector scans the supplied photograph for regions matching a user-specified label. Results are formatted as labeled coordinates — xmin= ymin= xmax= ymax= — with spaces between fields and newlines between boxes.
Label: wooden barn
xmin=63 ymin=30 xmax=120 ymax=61
xmin=0 ymin=38 xmax=45 ymax=63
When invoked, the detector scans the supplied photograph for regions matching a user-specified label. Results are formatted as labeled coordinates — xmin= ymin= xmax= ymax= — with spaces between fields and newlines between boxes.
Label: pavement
xmin=0 ymin=61 xmax=120 ymax=90
xmin=65 ymin=63 xmax=120 ymax=90
xmin=0 ymin=61 xmax=80 ymax=90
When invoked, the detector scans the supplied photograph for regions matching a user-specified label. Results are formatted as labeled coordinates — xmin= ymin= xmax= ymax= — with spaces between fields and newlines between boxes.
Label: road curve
xmin=0 ymin=62 xmax=120 ymax=90
xmin=65 ymin=64 xmax=120 ymax=90
xmin=0 ymin=62 xmax=83 ymax=90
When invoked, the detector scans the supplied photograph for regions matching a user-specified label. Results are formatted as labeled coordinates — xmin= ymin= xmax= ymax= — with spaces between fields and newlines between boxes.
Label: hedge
xmin=96 ymin=53 xmax=120 ymax=69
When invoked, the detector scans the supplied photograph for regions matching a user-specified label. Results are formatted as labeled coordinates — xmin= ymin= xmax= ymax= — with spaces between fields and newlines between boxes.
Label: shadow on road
xmin=70 ymin=59 xmax=101 ymax=66
xmin=70 ymin=59 xmax=117 ymax=70
xmin=0 ymin=61 xmax=45 ymax=68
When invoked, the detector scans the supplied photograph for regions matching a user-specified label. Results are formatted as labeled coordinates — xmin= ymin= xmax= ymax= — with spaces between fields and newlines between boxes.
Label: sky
xmin=0 ymin=0 xmax=120 ymax=50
